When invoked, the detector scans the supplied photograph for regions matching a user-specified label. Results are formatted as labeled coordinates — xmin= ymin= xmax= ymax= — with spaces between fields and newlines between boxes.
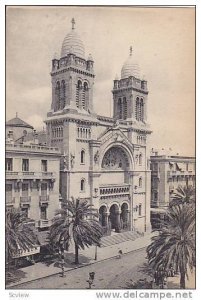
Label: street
xmin=11 ymin=248 xmax=151 ymax=289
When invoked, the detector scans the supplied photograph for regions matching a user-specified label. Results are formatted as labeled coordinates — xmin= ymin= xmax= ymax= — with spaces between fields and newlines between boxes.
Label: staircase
xmin=100 ymin=230 xmax=142 ymax=248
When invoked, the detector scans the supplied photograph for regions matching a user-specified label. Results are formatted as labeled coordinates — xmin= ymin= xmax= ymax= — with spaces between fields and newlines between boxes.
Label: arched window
xmin=76 ymin=80 xmax=82 ymax=108
xmin=60 ymin=80 xmax=66 ymax=109
xmin=55 ymin=81 xmax=60 ymax=111
xmin=123 ymin=97 xmax=127 ymax=120
xmin=139 ymin=177 xmax=142 ymax=187
xmin=82 ymin=82 xmax=88 ymax=110
xmin=81 ymin=150 xmax=85 ymax=164
xmin=118 ymin=98 xmax=123 ymax=119
xmin=135 ymin=97 xmax=139 ymax=121
xmin=140 ymin=98 xmax=144 ymax=121
xmin=139 ymin=154 xmax=142 ymax=165
xmin=80 ymin=179 xmax=85 ymax=192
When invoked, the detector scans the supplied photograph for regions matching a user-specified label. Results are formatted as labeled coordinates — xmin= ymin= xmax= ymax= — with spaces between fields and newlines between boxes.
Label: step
xmin=100 ymin=231 xmax=141 ymax=248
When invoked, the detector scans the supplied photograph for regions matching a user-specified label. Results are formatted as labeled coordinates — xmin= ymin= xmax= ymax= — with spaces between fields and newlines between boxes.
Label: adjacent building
xmin=6 ymin=133 xmax=61 ymax=230
xmin=150 ymin=150 xmax=195 ymax=228
xmin=44 ymin=19 xmax=152 ymax=234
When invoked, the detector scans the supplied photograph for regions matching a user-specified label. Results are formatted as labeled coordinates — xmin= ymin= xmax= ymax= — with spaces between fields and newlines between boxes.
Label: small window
xmin=80 ymin=179 xmax=85 ymax=192
xmin=41 ymin=160 xmax=47 ymax=172
xmin=21 ymin=207 xmax=29 ymax=218
xmin=40 ymin=206 xmax=47 ymax=220
xmin=139 ymin=154 xmax=142 ymax=165
xmin=139 ymin=204 xmax=142 ymax=216
xmin=139 ymin=177 xmax=142 ymax=187
xmin=22 ymin=159 xmax=29 ymax=171
xmin=81 ymin=150 xmax=85 ymax=164
xmin=6 ymin=158 xmax=13 ymax=171
xmin=41 ymin=183 xmax=47 ymax=196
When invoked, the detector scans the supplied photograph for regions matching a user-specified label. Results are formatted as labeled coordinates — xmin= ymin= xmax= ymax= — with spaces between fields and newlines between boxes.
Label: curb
xmin=7 ymin=244 xmax=149 ymax=289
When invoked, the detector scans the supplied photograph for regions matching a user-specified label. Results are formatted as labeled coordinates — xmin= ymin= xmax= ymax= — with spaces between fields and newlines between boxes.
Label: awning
xmin=176 ymin=163 xmax=183 ymax=171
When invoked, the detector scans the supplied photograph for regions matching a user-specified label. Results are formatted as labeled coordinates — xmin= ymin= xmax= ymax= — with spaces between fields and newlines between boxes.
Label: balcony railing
xmin=39 ymin=195 xmax=49 ymax=202
xmin=6 ymin=171 xmax=55 ymax=179
xmin=100 ymin=184 xmax=130 ymax=196
xmin=38 ymin=219 xmax=51 ymax=228
xmin=20 ymin=196 xmax=31 ymax=203
xmin=6 ymin=197 xmax=15 ymax=204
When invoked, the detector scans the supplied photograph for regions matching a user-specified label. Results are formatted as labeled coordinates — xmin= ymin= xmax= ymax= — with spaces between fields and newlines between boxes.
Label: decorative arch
xmin=117 ymin=98 xmax=123 ymax=119
xmin=76 ymin=80 xmax=82 ymax=108
xmin=55 ymin=81 xmax=60 ymax=111
xmin=140 ymin=98 xmax=144 ymax=121
xmin=60 ymin=80 xmax=66 ymax=109
xmin=123 ymin=97 xmax=127 ymax=120
xmin=101 ymin=146 xmax=130 ymax=170
xmin=82 ymin=81 xmax=89 ymax=111
xmin=100 ymin=142 xmax=134 ymax=171
xmin=135 ymin=97 xmax=139 ymax=120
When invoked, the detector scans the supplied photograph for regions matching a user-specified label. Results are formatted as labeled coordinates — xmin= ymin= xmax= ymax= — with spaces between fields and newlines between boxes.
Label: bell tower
xmin=112 ymin=47 xmax=148 ymax=123
xmin=48 ymin=18 xmax=95 ymax=115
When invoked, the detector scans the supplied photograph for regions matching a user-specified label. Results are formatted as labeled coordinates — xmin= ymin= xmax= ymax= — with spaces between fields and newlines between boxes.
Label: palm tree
xmin=170 ymin=185 xmax=195 ymax=207
xmin=6 ymin=209 xmax=38 ymax=265
xmin=50 ymin=198 xmax=103 ymax=264
xmin=147 ymin=203 xmax=195 ymax=288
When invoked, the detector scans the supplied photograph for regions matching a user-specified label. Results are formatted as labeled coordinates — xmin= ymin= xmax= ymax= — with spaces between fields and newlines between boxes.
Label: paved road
xmin=12 ymin=248 xmax=151 ymax=289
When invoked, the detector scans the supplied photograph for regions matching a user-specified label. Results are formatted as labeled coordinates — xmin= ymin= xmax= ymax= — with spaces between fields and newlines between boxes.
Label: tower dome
xmin=61 ymin=18 xmax=85 ymax=59
xmin=121 ymin=46 xmax=140 ymax=79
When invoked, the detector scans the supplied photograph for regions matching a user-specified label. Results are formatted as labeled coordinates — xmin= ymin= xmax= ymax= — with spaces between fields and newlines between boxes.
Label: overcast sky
xmin=6 ymin=6 xmax=195 ymax=156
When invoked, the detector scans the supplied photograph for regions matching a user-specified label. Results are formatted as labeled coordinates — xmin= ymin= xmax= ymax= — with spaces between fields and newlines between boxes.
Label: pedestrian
xmin=87 ymin=272 xmax=95 ymax=289
xmin=118 ymin=250 xmax=123 ymax=259
xmin=169 ymin=265 xmax=175 ymax=277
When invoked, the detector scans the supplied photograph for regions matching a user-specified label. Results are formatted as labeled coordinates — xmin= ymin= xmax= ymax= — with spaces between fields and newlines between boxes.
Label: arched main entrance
xmin=99 ymin=206 xmax=107 ymax=227
xmin=109 ymin=204 xmax=120 ymax=232
xmin=120 ymin=203 xmax=130 ymax=230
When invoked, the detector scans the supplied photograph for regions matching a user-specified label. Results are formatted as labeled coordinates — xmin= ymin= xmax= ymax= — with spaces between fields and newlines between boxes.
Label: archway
xmin=109 ymin=204 xmax=120 ymax=232
xmin=121 ymin=203 xmax=130 ymax=230
xmin=99 ymin=206 xmax=107 ymax=227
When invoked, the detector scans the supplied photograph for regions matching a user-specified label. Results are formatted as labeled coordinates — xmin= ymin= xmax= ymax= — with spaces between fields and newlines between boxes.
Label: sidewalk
xmin=7 ymin=233 xmax=153 ymax=288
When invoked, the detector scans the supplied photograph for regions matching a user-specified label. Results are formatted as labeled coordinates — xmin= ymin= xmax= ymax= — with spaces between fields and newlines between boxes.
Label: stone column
xmin=116 ymin=210 xmax=121 ymax=232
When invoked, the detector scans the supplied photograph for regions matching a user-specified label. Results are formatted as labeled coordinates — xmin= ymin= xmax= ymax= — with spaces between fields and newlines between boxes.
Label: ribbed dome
xmin=121 ymin=47 xmax=140 ymax=79
xmin=61 ymin=18 xmax=85 ymax=59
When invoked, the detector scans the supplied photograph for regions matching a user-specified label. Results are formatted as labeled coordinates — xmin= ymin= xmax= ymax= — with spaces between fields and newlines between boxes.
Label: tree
xmin=170 ymin=185 xmax=195 ymax=207
xmin=50 ymin=198 xmax=103 ymax=264
xmin=6 ymin=209 xmax=38 ymax=265
xmin=147 ymin=203 xmax=195 ymax=289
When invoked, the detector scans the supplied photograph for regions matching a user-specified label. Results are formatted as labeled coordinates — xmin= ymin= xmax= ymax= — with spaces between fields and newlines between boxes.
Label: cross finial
xmin=71 ymin=18 xmax=75 ymax=30
xmin=16 ymin=112 xmax=18 ymax=118
xmin=130 ymin=46 xmax=133 ymax=56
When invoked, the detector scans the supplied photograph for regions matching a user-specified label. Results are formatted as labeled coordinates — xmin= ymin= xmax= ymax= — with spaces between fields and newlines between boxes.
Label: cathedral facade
xmin=45 ymin=19 xmax=152 ymax=233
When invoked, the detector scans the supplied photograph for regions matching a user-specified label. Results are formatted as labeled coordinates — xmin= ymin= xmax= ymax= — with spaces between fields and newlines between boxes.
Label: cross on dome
xmin=71 ymin=18 xmax=75 ymax=30
xmin=130 ymin=46 xmax=133 ymax=56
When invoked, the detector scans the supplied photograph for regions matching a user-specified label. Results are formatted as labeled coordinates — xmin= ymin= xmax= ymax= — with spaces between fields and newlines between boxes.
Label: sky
xmin=6 ymin=6 xmax=195 ymax=156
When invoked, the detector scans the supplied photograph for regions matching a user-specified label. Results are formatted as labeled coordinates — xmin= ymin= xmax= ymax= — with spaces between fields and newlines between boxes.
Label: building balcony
xmin=6 ymin=171 xmax=56 ymax=180
xmin=167 ymin=170 xmax=194 ymax=179
xmin=39 ymin=195 xmax=49 ymax=203
xmin=6 ymin=197 xmax=15 ymax=204
xmin=38 ymin=219 xmax=51 ymax=228
xmin=100 ymin=184 xmax=130 ymax=196
xmin=20 ymin=196 xmax=31 ymax=203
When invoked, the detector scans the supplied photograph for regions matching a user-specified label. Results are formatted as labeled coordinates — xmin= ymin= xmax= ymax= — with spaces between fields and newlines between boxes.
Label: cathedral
xmin=44 ymin=18 xmax=152 ymax=234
